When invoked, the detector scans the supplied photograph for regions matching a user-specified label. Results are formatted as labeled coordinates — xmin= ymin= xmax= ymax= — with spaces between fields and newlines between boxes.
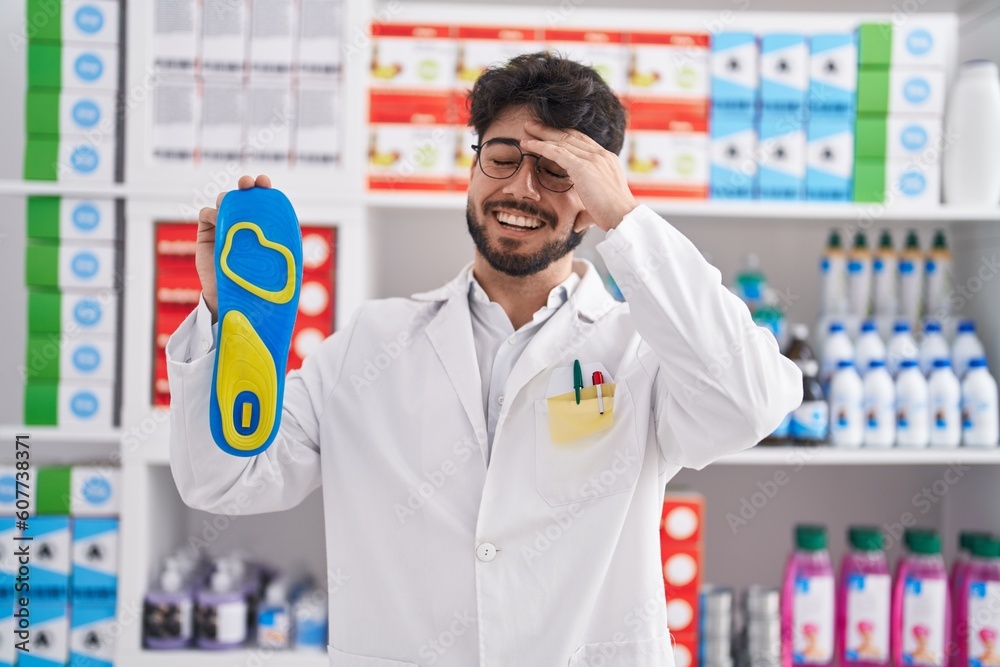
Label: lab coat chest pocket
xmin=534 ymin=379 xmax=642 ymax=507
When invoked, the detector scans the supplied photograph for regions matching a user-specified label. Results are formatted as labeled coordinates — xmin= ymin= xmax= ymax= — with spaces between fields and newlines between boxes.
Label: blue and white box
xmin=71 ymin=467 xmax=120 ymax=516
xmin=0 ymin=472 xmax=35 ymax=515
xmin=55 ymin=199 xmax=117 ymax=242
xmin=761 ymin=34 xmax=809 ymax=112
xmin=887 ymin=115 xmax=944 ymax=162
xmin=807 ymin=118 xmax=854 ymax=201
xmin=18 ymin=603 xmax=69 ymax=667
xmin=892 ymin=22 xmax=949 ymax=68
xmin=55 ymin=139 xmax=117 ymax=183
xmin=889 ymin=68 xmax=946 ymax=115
xmin=0 ymin=519 xmax=20 ymax=600
xmin=62 ymin=1 xmax=120 ymax=45
xmin=710 ymin=114 xmax=757 ymax=199
xmin=25 ymin=517 xmax=70 ymax=601
xmin=809 ymin=34 xmax=857 ymax=117
xmin=711 ymin=33 xmax=759 ymax=114
xmin=887 ymin=159 xmax=941 ymax=207
xmin=758 ymin=114 xmax=806 ymax=200
xmin=70 ymin=603 xmax=116 ymax=667
xmin=71 ymin=518 xmax=118 ymax=604
xmin=0 ymin=599 xmax=14 ymax=667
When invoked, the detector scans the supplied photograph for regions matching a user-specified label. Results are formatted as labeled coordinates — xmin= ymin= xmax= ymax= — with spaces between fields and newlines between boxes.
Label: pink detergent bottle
xmin=782 ymin=525 xmax=835 ymax=667
xmin=892 ymin=529 xmax=951 ymax=667
xmin=951 ymin=532 xmax=992 ymax=667
xmin=956 ymin=536 xmax=1000 ymax=667
xmin=838 ymin=526 xmax=891 ymax=667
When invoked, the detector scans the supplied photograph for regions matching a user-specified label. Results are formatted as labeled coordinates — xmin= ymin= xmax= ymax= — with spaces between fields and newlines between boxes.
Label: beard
xmin=466 ymin=198 xmax=585 ymax=277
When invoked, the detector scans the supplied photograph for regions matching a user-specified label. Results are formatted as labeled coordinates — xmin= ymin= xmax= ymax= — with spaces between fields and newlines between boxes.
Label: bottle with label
xmin=899 ymin=231 xmax=924 ymax=326
xmin=892 ymin=530 xmax=951 ymax=667
xmin=821 ymin=230 xmax=849 ymax=318
xmin=950 ymin=531 xmax=992 ymax=667
xmin=195 ymin=567 xmax=249 ymax=650
xmin=863 ymin=360 xmax=896 ymax=448
xmin=144 ymin=561 xmax=195 ymax=649
xmin=791 ymin=360 xmax=830 ymax=444
xmin=822 ymin=322 xmax=855 ymax=393
xmin=735 ymin=252 xmax=768 ymax=311
xmin=782 ymin=525 xmax=835 ymax=667
xmin=956 ymin=537 xmax=1000 ymax=667
xmin=962 ymin=358 xmax=999 ymax=447
xmin=924 ymin=231 xmax=953 ymax=320
xmin=830 ymin=360 xmax=864 ymax=448
xmin=872 ymin=231 xmax=898 ymax=336
xmin=953 ymin=321 xmax=986 ymax=379
xmin=896 ymin=360 xmax=931 ymax=448
xmin=920 ymin=321 xmax=951 ymax=376
xmin=887 ymin=321 xmax=920 ymax=378
xmin=856 ymin=321 xmax=887 ymax=377
xmin=837 ymin=527 xmax=891 ymax=667
xmin=929 ymin=359 xmax=962 ymax=448
xmin=848 ymin=232 xmax=874 ymax=320
xmin=294 ymin=588 xmax=329 ymax=651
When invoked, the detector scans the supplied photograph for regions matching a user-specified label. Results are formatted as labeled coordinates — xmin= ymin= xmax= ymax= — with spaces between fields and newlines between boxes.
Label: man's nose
xmin=502 ymin=157 xmax=542 ymax=201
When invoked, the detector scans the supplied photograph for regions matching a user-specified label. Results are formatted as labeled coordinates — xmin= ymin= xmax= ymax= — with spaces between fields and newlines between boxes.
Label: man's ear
xmin=573 ymin=209 xmax=597 ymax=234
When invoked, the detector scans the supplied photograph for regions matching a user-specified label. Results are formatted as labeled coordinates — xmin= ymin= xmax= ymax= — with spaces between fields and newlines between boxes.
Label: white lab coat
xmin=167 ymin=204 xmax=802 ymax=667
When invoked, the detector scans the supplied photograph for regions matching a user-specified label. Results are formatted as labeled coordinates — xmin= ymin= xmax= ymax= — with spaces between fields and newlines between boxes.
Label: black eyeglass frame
xmin=470 ymin=139 xmax=575 ymax=193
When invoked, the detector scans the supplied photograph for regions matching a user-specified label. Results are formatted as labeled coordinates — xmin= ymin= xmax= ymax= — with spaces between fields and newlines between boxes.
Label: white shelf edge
xmin=118 ymin=649 xmax=328 ymax=667
xmin=717 ymin=445 xmax=1000 ymax=466
xmin=0 ymin=425 xmax=121 ymax=445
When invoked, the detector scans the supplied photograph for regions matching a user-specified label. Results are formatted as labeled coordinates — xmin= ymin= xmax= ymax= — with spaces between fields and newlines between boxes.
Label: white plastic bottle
xmin=855 ymin=320 xmax=886 ymax=376
xmin=848 ymin=232 xmax=873 ymax=320
xmin=821 ymin=321 xmax=855 ymax=391
xmin=952 ymin=320 xmax=986 ymax=379
xmin=872 ymin=230 xmax=898 ymax=339
xmin=919 ymin=320 xmax=950 ymax=376
xmin=924 ymin=230 xmax=953 ymax=320
xmin=886 ymin=320 xmax=919 ymax=377
xmin=830 ymin=360 xmax=864 ymax=448
xmin=820 ymin=229 xmax=849 ymax=318
xmin=898 ymin=231 xmax=923 ymax=326
xmin=942 ymin=60 xmax=1000 ymax=206
xmin=896 ymin=359 xmax=930 ymax=448
xmin=928 ymin=358 xmax=961 ymax=448
xmin=863 ymin=359 xmax=897 ymax=448
xmin=962 ymin=357 xmax=999 ymax=447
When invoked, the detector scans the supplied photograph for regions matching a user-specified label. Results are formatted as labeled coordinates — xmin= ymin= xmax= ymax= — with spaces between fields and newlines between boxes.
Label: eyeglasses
xmin=471 ymin=139 xmax=574 ymax=193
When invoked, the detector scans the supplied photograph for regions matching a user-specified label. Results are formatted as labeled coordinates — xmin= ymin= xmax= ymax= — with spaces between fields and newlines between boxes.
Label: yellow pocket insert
xmin=546 ymin=384 xmax=616 ymax=444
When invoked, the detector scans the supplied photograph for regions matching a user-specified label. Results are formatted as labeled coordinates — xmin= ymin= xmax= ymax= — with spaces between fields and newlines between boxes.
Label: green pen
xmin=573 ymin=359 xmax=583 ymax=404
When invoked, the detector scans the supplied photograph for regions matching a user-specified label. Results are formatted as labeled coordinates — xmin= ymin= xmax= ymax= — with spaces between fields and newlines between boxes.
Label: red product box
xmin=665 ymin=589 xmax=699 ymax=634
xmin=661 ymin=543 xmax=702 ymax=598
xmin=670 ymin=631 xmax=698 ymax=667
xmin=661 ymin=492 xmax=705 ymax=545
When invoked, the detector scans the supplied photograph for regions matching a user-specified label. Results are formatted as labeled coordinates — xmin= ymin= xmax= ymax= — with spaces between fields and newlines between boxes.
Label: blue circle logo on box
xmin=72 ymin=203 xmax=101 ymax=231
xmin=71 ymin=146 xmax=100 ymax=174
xmin=70 ymin=391 xmax=99 ymax=418
xmin=74 ymin=53 xmax=104 ymax=81
xmin=71 ymin=251 xmax=100 ymax=279
xmin=82 ymin=476 xmax=111 ymax=505
xmin=74 ymin=299 xmax=103 ymax=327
xmin=0 ymin=475 xmax=15 ymax=504
xmin=75 ymin=6 xmax=104 ymax=34
xmin=906 ymin=29 xmax=933 ymax=56
xmin=901 ymin=125 xmax=928 ymax=152
xmin=72 ymin=345 xmax=101 ymax=373
xmin=71 ymin=100 xmax=101 ymax=129
xmin=904 ymin=78 xmax=931 ymax=104
xmin=900 ymin=170 xmax=927 ymax=197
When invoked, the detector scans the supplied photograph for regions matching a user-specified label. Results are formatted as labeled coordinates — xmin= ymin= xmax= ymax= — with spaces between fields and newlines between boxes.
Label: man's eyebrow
xmin=483 ymin=137 xmax=520 ymax=147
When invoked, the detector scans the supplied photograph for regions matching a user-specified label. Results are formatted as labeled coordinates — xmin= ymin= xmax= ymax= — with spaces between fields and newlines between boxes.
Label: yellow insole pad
xmin=216 ymin=310 xmax=277 ymax=451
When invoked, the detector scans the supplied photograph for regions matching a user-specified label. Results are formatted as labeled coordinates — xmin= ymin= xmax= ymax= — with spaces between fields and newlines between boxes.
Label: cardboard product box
xmin=23 ymin=381 xmax=114 ymax=428
xmin=671 ymin=631 xmax=698 ymax=667
xmin=24 ymin=136 xmax=117 ymax=182
xmin=24 ymin=334 xmax=115 ymax=383
xmin=853 ymin=157 xmax=941 ymax=206
xmin=710 ymin=32 xmax=758 ymax=114
xmin=23 ymin=517 xmax=71 ymax=601
xmin=27 ymin=42 xmax=119 ymax=91
xmin=709 ymin=113 xmax=757 ymax=200
xmin=27 ymin=197 xmax=117 ymax=243
xmin=199 ymin=74 xmax=244 ymax=164
xmin=857 ymin=22 xmax=949 ymax=68
xmin=69 ymin=603 xmax=117 ymax=667
xmin=620 ymin=130 xmax=709 ymax=199
xmin=625 ymin=32 xmax=709 ymax=128
xmin=455 ymin=26 xmax=543 ymax=91
xmin=807 ymin=117 xmax=855 ymax=202
xmin=151 ymin=75 xmax=198 ymax=165
xmin=369 ymin=23 xmax=458 ymax=90
xmin=662 ymin=492 xmax=705 ymax=546
xmin=201 ymin=0 xmax=247 ymax=74
xmin=661 ymin=542 xmax=702 ymax=598
xmin=0 ymin=519 xmax=20 ymax=598
xmin=452 ymin=126 xmax=478 ymax=190
xmin=248 ymin=0 xmax=295 ymax=75
xmin=0 ymin=477 xmax=34 ymax=518
xmin=25 ymin=89 xmax=117 ymax=139
xmin=368 ymin=123 xmax=458 ymax=191
xmin=72 ymin=518 xmax=118 ymax=603
xmin=154 ymin=222 xmax=198 ymax=272
xmin=17 ymin=602 xmax=69 ymax=667
xmin=295 ymin=78 xmax=341 ymax=167
xmin=856 ymin=114 xmax=944 ymax=161
xmin=26 ymin=0 xmax=121 ymax=45
xmin=245 ymin=76 xmax=294 ymax=163
xmin=758 ymin=113 xmax=806 ymax=201
xmin=28 ymin=289 xmax=118 ymax=338
xmin=543 ymin=29 xmax=628 ymax=93
xmin=809 ymin=34 xmax=857 ymax=117
xmin=760 ymin=34 xmax=808 ymax=113
xmin=297 ymin=0 xmax=342 ymax=76
xmin=37 ymin=467 xmax=121 ymax=517
xmin=25 ymin=241 xmax=117 ymax=290
xmin=666 ymin=594 xmax=698 ymax=634
xmin=0 ymin=599 xmax=13 ymax=667
xmin=857 ymin=67 xmax=945 ymax=116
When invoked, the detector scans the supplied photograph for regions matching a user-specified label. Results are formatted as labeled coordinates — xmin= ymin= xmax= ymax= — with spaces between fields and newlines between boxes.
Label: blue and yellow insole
xmin=209 ymin=187 xmax=302 ymax=457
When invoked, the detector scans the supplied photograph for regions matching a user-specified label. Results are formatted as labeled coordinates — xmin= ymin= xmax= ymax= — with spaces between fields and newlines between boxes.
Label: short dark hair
xmin=467 ymin=52 xmax=627 ymax=155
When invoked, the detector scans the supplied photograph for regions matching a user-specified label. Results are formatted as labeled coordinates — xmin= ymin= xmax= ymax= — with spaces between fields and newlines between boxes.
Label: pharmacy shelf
xmin=720 ymin=445 xmax=1000 ymax=466
xmin=0 ymin=425 xmax=120 ymax=464
xmin=0 ymin=424 xmax=120 ymax=444
xmin=118 ymin=650 xmax=328 ymax=667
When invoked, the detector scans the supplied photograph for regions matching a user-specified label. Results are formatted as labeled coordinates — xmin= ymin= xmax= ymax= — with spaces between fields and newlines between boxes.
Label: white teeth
xmin=496 ymin=212 xmax=542 ymax=229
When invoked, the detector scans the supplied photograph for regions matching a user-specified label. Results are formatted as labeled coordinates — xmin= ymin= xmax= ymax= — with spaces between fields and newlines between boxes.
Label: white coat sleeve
xmin=165 ymin=295 xmax=353 ymax=514
xmin=596 ymin=205 xmax=803 ymax=469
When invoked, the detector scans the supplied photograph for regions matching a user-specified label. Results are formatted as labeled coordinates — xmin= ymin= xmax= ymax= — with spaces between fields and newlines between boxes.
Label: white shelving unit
xmin=1 ymin=0 xmax=999 ymax=664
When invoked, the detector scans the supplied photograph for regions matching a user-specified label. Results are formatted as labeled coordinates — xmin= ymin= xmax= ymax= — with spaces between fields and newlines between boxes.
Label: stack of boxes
xmin=854 ymin=22 xmax=946 ymax=205
xmin=757 ymin=34 xmax=809 ymax=200
xmin=661 ymin=491 xmax=705 ymax=667
xmin=709 ymin=33 xmax=759 ymax=200
xmin=23 ymin=0 xmax=121 ymax=183
xmin=0 ymin=465 xmax=120 ymax=667
xmin=806 ymin=33 xmax=858 ymax=202
xmin=24 ymin=197 xmax=120 ymax=428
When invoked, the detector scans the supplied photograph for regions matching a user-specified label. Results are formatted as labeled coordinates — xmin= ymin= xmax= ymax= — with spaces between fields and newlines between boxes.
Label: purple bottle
xmin=195 ymin=566 xmax=249 ymax=650
xmin=144 ymin=563 xmax=194 ymax=649
xmin=892 ymin=529 xmax=951 ymax=667
xmin=782 ymin=525 xmax=835 ymax=667
xmin=837 ymin=526 xmax=891 ymax=667
xmin=956 ymin=536 xmax=1000 ymax=667
xmin=950 ymin=532 xmax=991 ymax=667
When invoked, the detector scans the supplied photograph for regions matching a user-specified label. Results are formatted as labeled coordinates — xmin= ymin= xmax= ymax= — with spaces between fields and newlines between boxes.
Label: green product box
xmin=858 ymin=23 xmax=892 ymax=67
xmin=24 ymin=382 xmax=59 ymax=425
xmin=37 ymin=466 xmax=72 ymax=515
xmin=25 ymin=0 xmax=63 ymax=42
xmin=855 ymin=115 xmax=888 ymax=159
xmin=25 ymin=90 xmax=61 ymax=136
xmin=27 ymin=41 xmax=62 ymax=89
xmin=23 ymin=137 xmax=61 ymax=181
xmin=857 ymin=69 xmax=890 ymax=115
xmin=853 ymin=158 xmax=887 ymax=203
xmin=28 ymin=290 xmax=62 ymax=333
xmin=25 ymin=241 xmax=61 ymax=287
xmin=27 ymin=196 xmax=61 ymax=238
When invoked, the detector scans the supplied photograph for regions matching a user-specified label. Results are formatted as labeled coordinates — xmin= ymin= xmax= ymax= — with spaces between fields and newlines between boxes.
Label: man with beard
xmin=167 ymin=52 xmax=802 ymax=666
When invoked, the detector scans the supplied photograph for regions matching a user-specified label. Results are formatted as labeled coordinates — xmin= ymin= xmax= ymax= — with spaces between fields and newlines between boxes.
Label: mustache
xmin=482 ymin=199 xmax=556 ymax=227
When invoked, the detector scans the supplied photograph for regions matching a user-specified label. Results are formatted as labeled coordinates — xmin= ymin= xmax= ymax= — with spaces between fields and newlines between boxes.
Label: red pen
xmin=592 ymin=371 xmax=605 ymax=414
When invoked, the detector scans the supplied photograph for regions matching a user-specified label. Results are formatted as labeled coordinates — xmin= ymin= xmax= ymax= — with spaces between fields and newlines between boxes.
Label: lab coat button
xmin=497 ymin=395 xmax=504 ymax=405
xmin=507 ymin=336 xmax=517 ymax=345
xmin=476 ymin=543 xmax=497 ymax=562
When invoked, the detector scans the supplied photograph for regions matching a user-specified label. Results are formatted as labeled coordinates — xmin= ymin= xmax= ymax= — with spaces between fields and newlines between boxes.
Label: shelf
xmin=0 ymin=425 xmax=120 ymax=444
xmin=718 ymin=445 xmax=1000 ymax=466
xmin=119 ymin=650 xmax=328 ymax=666
xmin=0 ymin=426 xmax=121 ymax=465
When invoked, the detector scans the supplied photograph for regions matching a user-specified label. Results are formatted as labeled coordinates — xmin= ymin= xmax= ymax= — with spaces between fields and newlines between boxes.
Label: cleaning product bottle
xmin=962 ymin=358 xmax=999 ymax=447
xmin=950 ymin=531 xmax=992 ymax=667
xmin=899 ymin=231 xmax=924 ymax=327
xmin=856 ymin=320 xmax=887 ymax=377
xmin=956 ymin=536 xmax=1000 ymax=667
xmin=953 ymin=321 xmax=986 ymax=379
xmin=830 ymin=360 xmax=864 ymax=448
xmin=195 ymin=566 xmax=249 ymax=650
xmin=863 ymin=360 xmax=896 ymax=448
xmin=848 ymin=232 xmax=874 ymax=321
xmin=838 ymin=527 xmax=891 ymax=667
xmin=892 ymin=530 xmax=951 ymax=667
xmin=920 ymin=321 xmax=951 ymax=376
xmin=872 ymin=230 xmax=898 ymax=337
xmin=896 ymin=359 xmax=931 ymax=448
xmin=782 ymin=525 xmax=835 ymax=667
xmin=924 ymin=230 xmax=953 ymax=321
xmin=822 ymin=321 xmax=855 ymax=392
xmin=929 ymin=359 xmax=962 ymax=448
xmin=294 ymin=588 xmax=329 ymax=651
xmin=820 ymin=229 xmax=849 ymax=318
xmin=888 ymin=321 xmax=920 ymax=378
xmin=791 ymin=360 xmax=829 ymax=444
xmin=144 ymin=560 xmax=195 ymax=649
xmin=735 ymin=252 xmax=768 ymax=311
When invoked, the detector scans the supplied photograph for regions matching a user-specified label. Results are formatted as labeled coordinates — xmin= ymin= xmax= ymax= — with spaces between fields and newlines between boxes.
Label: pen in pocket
xmin=592 ymin=371 xmax=605 ymax=414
